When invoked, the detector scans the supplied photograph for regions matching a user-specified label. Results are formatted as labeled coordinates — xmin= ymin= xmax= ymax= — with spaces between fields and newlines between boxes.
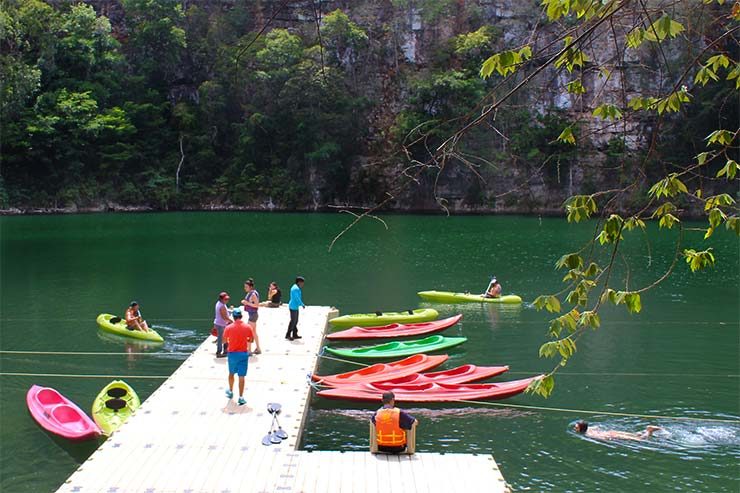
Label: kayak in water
xmin=417 ymin=291 xmax=522 ymax=304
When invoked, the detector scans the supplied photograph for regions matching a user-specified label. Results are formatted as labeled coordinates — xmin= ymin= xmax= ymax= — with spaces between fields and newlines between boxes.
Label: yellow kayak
xmin=96 ymin=313 xmax=164 ymax=342
xmin=417 ymin=291 xmax=523 ymax=304
xmin=92 ymin=380 xmax=141 ymax=435
xmin=329 ymin=308 xmax=439 ymax=328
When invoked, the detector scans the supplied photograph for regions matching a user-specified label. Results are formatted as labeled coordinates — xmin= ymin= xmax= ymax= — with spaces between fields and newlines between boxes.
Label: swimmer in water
xmin=574 ymin=421 xmax=661 ymax=441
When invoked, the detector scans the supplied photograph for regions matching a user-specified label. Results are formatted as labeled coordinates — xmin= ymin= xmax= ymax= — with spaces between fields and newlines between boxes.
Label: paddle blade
xmin=262 ymin=434 xmax=273 ymax=446
xmin=275 ymin=429 xmax=288 ymax=440
xmin=270 ymin=432 xmax=282 ymax=444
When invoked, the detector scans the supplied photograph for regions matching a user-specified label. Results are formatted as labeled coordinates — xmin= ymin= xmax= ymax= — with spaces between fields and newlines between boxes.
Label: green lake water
xmin=1 ymin=212 xmax=738 ymax=492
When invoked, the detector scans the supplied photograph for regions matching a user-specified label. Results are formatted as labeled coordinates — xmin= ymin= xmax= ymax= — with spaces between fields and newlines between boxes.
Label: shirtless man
xmin=125 ymin=302 xmax=150 ymax=332
xmin=574 ymin=421 xmax=661 ymax=440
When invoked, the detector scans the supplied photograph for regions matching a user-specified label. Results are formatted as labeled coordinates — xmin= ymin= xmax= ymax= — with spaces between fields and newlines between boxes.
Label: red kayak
xmin=326 ymin=314 xmax=463 ymax=340
xmin=26 ymin=385 xmax=101 ymax=441
xmin=312 ymin=354 xmax=448 ymax=386
xmin=375 ymin=364 xmax=509 ymax=386
xmin=317 ymin=376 xmax=541 ymax=403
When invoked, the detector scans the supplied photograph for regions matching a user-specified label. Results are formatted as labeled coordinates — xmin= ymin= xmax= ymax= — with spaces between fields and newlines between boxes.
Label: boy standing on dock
xmin=285 ymin=276 xmax=305 ymax=341
xmin=224 ymin=309 xmax=254 ymax=406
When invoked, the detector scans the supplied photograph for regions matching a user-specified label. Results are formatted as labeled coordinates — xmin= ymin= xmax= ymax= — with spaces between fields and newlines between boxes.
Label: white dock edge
xmin=56 ymin=305 xmax=510 ymax=493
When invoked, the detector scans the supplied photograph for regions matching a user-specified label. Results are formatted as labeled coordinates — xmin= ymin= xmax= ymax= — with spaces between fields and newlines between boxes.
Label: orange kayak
xmin=317 ymin=376 xmax=541 ymax=403
xmin=312 ymin=354 xmax=448 ymax=386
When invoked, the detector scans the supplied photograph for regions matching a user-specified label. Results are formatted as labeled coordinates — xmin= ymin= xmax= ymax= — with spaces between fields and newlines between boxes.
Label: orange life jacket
xmin=375 ymin=407 xmax=406 ymax=447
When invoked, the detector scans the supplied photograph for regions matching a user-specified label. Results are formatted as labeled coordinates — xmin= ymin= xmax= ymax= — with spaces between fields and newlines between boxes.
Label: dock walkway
xmin=57 ymin=306 xmax=510 ymax=493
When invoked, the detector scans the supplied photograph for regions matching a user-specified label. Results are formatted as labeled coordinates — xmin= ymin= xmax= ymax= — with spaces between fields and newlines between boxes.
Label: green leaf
xmin=683 ymin=248 xmax=716 ymax=272
xmin=555 ymin=253 xmax=584 ymax=270
xmin=659 ymin=213 xmax=679 ymax=229
xmin=526 ymin=374 xmax=554 ymax=398
xmin=726 ymin=63 xmax=740 ymax=89
xmin=554 ymin=36 xmax=590 ymax=73
xmin=623 ymin=292 xmax=642 ymax=314
xmin=644 ymin=15 xmax=685 ymax=42
xmin=625 ymin=29 xmax=645 ymax=49
xmin=708 ymin=207 xmax=726 ymax=229
xmin=557 ymin=126 xmax=576 ymax=145
xmin=648 ymin=174 xmax=688 ymax=199
xmin=539 ymin=341 xmax=559 ymax=358
xmin=578 ymin=310 xmax=601 ymax=329
xmin=704 ymin=193 xmax=736 ymax=212
xmin=533 ymin=295 xmax=562 ymax=313
xmin=566 ymin=80 xmax=586 ymax=94
xmin=705 ymin=130 xmax=735 ymax=146
xmin=725 ymin=216 xmax=740 ymax=235
xmin=716 ymin=160 xmax=738 ymax=180
xmin=593 ymin=103 xmax=622 ymax=120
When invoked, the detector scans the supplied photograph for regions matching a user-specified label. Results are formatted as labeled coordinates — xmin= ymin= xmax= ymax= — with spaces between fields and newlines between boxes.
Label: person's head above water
xmin=574 ymin=420 xmax=588 ymax=434
xmin=129 ymin=301 xmax=139 ymax=308
xmin=382 ymin=391 xmax=395 ymax=405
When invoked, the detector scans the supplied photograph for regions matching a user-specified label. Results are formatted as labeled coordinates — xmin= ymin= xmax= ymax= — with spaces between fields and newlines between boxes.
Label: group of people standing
xmin=213 ymin=276 xmax=306 ymax=405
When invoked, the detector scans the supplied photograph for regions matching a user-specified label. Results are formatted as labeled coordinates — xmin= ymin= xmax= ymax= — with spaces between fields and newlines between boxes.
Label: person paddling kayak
xmin=125 ymin=302 xmax=150 ymax=332
xmin=482 ymin=277 xmax=502 ymax=298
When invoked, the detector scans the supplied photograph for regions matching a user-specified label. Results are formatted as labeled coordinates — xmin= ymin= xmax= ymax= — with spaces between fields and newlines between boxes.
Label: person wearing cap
xmin=213 ymin=292 xmax=234 ymax=358
xmin=285 ymin=276 xmax=305 ymax=341
xmin=483 ymin=278 xmax=502 ymax=298
xmin=371 ymin=391 xmax=418 ymax=453
xmin=241 ymin=278 xmax=262 ymax=354
xmin=223 ymin=309 xmax=254 ymax=406
xmin=125 ymin=301 xmax=150 ymax=332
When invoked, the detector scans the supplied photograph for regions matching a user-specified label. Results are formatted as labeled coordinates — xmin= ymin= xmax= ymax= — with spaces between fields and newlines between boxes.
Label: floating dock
xmin=56 ymin=306 xmax=510 ymax=493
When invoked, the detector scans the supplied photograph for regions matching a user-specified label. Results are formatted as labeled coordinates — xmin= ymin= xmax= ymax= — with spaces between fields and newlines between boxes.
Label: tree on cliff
xmin=368 ymin=0 xmax=739 ymax=396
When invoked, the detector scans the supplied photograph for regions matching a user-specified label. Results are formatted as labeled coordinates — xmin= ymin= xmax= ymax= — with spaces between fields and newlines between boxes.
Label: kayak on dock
xmin=92 ymin=380 xmax=141 ymax=436
xmin=317 ymin=376 xmax=540 ymax=403
xmin=312 ymin=354 xmax=449 ymax=386
xmin=96 ymin=313 xmax=164 ymax=342
xmin=323 ymin=335 xmax=466 ymax=360
xmin=417 ymin=291 xmax=523 ymax=304
xmin=26 ymin=385 xmax=101 ymax=441
xmin=329 ymin=308 xmax=439 ymax=328
xmin=326 ymin=314 xmax=462 ymax=340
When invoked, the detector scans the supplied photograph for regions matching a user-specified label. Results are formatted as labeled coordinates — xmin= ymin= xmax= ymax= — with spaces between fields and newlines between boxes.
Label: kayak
xmin=376 ymin=364 xmax=509 ymax=386
xmin=96 ymin=313 xmax=164 ymax=342
xmin=323 ymin=335 xmax=466 ymax=360
xmin=329 ymin=308 xmax=439 ymax=328
xmin=26 ymin=385 xmax=101 ymax=441
xmin=92 ymin=380 xmax=141 ymax=436
xmin=317 ymin=376 xmax=541 ymax=403
xmin=312 ymin=354 xmax=449 ymax=386
xmin=326 ymin=314 xmax=462 ymax=340
xmin=418 ymin=291 xmax=523 ymax=304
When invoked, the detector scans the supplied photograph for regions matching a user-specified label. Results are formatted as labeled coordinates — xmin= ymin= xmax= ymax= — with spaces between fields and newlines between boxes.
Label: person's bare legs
xmin=228 ymin=373 xmax=234 ymax=392
xmin=251 ymin=321 xmax=261 ymax=353
xmin=238 ymin=376 xmax=245 ymax=397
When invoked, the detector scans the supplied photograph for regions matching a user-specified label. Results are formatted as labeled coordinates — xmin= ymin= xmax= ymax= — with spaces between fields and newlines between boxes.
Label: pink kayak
xmin=317 ymin=376 xmax=542 ymax=403
xmin=326 ymin=314 xmax=463 ymax=340
xmin=26 ymin=385 xmax=101 ymax=441
xmin=374 ymin=364 xmax=510 ymax=386
xmin=312 ymin=354 xmax=449 ymax=386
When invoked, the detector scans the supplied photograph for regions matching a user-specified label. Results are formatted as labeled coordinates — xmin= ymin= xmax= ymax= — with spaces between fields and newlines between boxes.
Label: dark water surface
xmin=1 ymin=212 xmax=738 ymax=492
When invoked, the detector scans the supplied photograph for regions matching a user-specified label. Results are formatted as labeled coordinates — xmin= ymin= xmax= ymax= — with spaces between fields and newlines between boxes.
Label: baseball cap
xmin=219 ymin=291 xmax=230 ymax=300
xmin=232 ymin=309 xmax=242 ymax=318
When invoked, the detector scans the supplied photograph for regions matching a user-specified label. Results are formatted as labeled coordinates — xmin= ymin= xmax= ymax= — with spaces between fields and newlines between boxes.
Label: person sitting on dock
xmin=125 ymin=302 xmax=150 ymax=332
xmin=371 ymin=391 xmax=418 ymax=453
xmin=483 ymin=278 xmax=502 ymax=298
xmin=224 ymin=309 xmax=254 ymax=406
xmin=574 ymin=421 xmax=661 ymax=441
xmin=260 ymin=282 xmax=282 ymax=307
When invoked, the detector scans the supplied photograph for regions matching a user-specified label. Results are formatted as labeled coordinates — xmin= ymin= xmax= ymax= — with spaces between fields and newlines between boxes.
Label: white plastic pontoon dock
xmin=56 ymin=306 xmax=510 ymax=493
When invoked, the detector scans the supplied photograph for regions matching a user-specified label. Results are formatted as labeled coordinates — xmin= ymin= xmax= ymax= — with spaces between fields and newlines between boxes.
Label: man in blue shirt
xmin=285 ymin=276 xmax=305 ymax=341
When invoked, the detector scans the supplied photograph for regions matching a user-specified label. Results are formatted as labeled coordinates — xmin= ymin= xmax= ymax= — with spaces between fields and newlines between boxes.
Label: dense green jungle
xmin=1 ymin=0 xmax=737 ymax=213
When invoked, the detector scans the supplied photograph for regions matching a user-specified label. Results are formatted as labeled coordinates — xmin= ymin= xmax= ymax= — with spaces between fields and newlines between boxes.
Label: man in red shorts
xmin=223 ymin=309 xmax=254 ymax=405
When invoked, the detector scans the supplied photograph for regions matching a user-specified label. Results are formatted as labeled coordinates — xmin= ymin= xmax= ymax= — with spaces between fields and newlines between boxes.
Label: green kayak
xmin=92 ymin=380 xmax=141 ymax=435
xmin=329 ymin=308 xmax=438 ymax=329
xmin=323 ymin=335 xmax=466 ymax=360
xmin=417 ymin=291 xmax=523 ymax=304
xmin=96 ymin=313 xmax=164 ymax=342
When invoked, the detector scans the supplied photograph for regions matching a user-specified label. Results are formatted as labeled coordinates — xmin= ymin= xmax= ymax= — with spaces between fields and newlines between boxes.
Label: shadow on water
xmin=43 ymin=428 xmax=103 ymax=464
